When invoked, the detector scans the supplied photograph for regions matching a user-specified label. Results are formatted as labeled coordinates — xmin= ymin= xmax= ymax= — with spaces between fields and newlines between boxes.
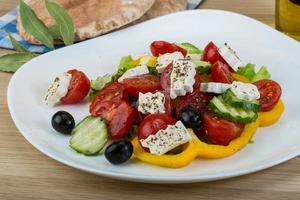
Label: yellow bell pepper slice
xmin=131 ymin=55 xmax=157 ymax=67
xmin=132 ymin=130 xmax=199 ymax=168
xmin=258 ymin=100 xmax=285 ymax=127
xmin=232 ymin=73 xmax=250 ymax=83
xmin=196 ymin=119 xmax=259 ymax=159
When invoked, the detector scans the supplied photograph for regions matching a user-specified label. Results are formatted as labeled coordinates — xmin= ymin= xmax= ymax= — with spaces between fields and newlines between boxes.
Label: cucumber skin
xmin=209 ymin=97 xmax=258 ymax=124
xmin=222 ymin=90 xmax=261 ymax=112
xmin=70 ymin=116 xmax=108 ymax=155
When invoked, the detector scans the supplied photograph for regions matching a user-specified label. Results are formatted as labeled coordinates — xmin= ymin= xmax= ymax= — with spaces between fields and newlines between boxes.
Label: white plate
xmin=7 ymin=10 xmax=300 ymax=183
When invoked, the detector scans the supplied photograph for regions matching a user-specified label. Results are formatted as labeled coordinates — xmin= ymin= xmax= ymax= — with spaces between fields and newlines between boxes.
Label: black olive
xmin=51 ymin=111 xmax=75 ymax=135
xmin=179 ymin=107 xmax=202 ymax=128
xmin=105 ymin=140 xmax=133 ymax=165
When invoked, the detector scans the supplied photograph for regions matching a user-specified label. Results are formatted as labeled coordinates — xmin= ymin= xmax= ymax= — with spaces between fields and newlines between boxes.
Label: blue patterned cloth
xmin=0 ymin=0 xmax=203 ymax=53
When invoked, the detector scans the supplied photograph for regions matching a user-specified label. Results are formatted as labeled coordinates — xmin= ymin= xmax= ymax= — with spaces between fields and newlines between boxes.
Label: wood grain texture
xmin=1 ymin=0 xmax=300 ymax=199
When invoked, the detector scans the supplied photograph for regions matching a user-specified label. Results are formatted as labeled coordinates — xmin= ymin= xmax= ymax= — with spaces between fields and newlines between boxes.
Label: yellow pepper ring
xmin=258 ymin=100 xmax=285 ymax=127
xmin=132 ymin=131 xmax=199 ymax=168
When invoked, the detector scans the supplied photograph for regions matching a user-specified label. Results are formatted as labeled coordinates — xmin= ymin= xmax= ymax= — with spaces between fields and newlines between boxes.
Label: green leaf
xmin=193 ymin=60 xmax=211 ymax=75
xmin=236 ymin=63 xmax=256 ymax=80
xmin=88 ymin=89 xmax=98 ymax=101
xmin=147 ymin=67 xmax=159 ymax=76
xmin=45 ymin=0 xmax=75 ymax=46
xmin=48 ymin=24 xmax=63 ymax=40
xmin=117 ymin=55 xmax=135 ymax=75
xmin=252 ymin=66 xmax=271 ymax=82
xmin=90 ymin=74 xmax=113 ymax=91
xmin=19 ymin=0 xmax=54 ymax=49
xmin=4 ymin=30 xmax=28 ymax=52
xmin=0 ymin=53 xmax=37 ymax=73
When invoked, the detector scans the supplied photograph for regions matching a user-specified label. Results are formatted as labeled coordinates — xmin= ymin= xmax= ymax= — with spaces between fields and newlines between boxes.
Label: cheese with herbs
xmin=138 ymin=92 xmax=165 ymax=114
xmin=230 ymin=81 xmax=260 ymax=101
xmin=44 ymin=72 xmax=71 ymax=106
xmin=218 ymin=43 xmax=243 ymax=71
xmin=140 ymin=121 xmax=192 ymax=155
xmin=156 ymin=52 xmax=184 ymax=73
xmin=170 ymin=59 xmax=196 ymax=99
xmin=200 ymin=82 xmax=232 ymax=94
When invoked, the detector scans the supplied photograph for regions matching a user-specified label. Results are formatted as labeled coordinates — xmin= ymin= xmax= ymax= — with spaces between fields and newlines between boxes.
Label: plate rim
xmin=7 ymin=9 xmax=300 ymax=183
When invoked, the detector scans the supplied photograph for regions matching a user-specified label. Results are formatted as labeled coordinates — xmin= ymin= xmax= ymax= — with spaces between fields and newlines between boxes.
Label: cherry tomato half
xmin=123 ymin=74 xmax=161 ymax=96
xmin=150 ymin=41 xmax=187 ymax=57
xmin=253 ymin=79 xmax=282 ymax=111
xmin=160 ymin=63 xmax=201 ymax=93
xmin=211 ymin=61 xmax=233 ymax=83
xmin=90 ymin=82 xmax=128 ymax=117
xmin=60 ymin=69 xmax=90 ymax=104
xmin=203 ymin=112 xmax=244 ymax=146
xmin=109 ymin=101 xmax=135 ymax=139
xmin=202 ymin=42 xmax=226 ymax=65
xmin=138 ymin=113 xmax=177 ymax=141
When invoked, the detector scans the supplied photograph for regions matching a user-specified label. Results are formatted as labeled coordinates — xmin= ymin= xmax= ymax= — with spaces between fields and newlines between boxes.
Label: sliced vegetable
xmin=258 ymin=100 xmax=284 ymax=127
xmin=150 ymin=41 xmax=187 ymax=57
xmin=131 ymin=55 xmax=157 ymax=67
xmin=90 ymin=74 xmax=113 ymax=91
xmin=222 ymin=90 xmax=261 ymax=112
xmin=209 ymin=96 xmax=258 ymax=123
xmin=211 ymin=61 xmax=233 ymax=83
xmin=70 ymin=116 xmax=108 ymax=155
xmin=193 ymin=60 xmax=212 ymax=75
xmin=178 ymin=42 xmax=202 ymax=54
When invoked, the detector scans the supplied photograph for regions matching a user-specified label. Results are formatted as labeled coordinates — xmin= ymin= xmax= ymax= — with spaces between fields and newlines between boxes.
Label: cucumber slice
xmin=209 ymin=96 xmax=257 ymax=123
xmin=222 ymin=90 xmax=261 ymax=112
xmin=192 ymin=60 xmax=212 ymax=75
xmin=178 ymin=42 xmax=203 ymax=54
xmin=70 ymin=116 xmax=108 ymax=155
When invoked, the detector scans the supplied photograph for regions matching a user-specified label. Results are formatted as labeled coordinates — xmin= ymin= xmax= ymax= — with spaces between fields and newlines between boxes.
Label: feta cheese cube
xmin=44 ymin=72 xmax=72 ymax=106
xmin=156 ymin=51 xmax=184 ymax=73
xmin=230 ymin=81 xmax=260 ymax=101
xmin=170 ymin=59 xmax=196 ymax=99
xmin=140 ymin=121 xmax=192 ymax=155
xmin=138 ymin=92 xmax=165 ymax=114
xmin=200 ymin=82 xmax=232 ymax=94
xmin=118 ymin=65 xmax=149 ymax=83
xmin=218 ymin=43 xmax=243 ymax=71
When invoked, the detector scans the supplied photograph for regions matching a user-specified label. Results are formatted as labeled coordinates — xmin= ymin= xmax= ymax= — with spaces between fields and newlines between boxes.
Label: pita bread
xmin=134 ymin=0 xmax=187 ymax=23
xmin=17 ymin=0 xmax=155 ymax=44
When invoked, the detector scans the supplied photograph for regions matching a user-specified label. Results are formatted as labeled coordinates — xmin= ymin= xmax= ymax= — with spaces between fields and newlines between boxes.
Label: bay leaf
xmin=45 ymin=0 xmax=75 ymax=46
xmin=5 ymin=30 xmax=29 ymax=53
xmin=0 ymin=53 xmax=37 ymax=73
xmin=19 ymin=0 xmax=54 ymax=49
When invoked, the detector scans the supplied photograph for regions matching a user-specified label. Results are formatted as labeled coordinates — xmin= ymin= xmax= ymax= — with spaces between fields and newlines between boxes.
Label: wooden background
xmin=1 ymin=0 xmax=300 ymax=199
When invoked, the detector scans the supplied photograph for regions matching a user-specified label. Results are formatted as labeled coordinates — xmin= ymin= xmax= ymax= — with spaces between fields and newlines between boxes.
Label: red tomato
xmin=109 ymin=101 xmax=135 ymax=139
xmin=138 ymin=113 xmax=177 ymax=141
xmin=203 ymin=112 xmax=244 ymax=146
xmin=175 ymin=90 xmax=213 ymax=118
xmin=150 ymin=41 xmax=187 ymax=57
xmin=211 ymin=61 xmax=233 ymax=83
xmin=160 ymin=64 xmax=201 ymax=93
xmin=60 ymin=69 xmax=90 ymax=104
xmin=123 ymin=74 xmax=161 ymax=96
xmin=160 ymin=90 xmax=173 ymax=115
xmin=202 ymin=42 xmax=226 ymax=65
xmin=90 ymin=82 xmax=128 ymax=117
xmin=253 ymin=79 xmax=282 ymax=111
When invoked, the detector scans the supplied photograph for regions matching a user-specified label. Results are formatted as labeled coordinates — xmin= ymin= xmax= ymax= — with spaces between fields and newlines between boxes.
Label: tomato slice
xmin=123 ymin=74 xmax=161 ymax=96
xmin=109 ymin=101 xmax=135 ymax=139
xmin=90 ymin=82 xmax=128 ymax=116
xmin=211 ymin=61 xmax=233 ymax=83
xmin=202 ymin=42 xmax=226 ymax=65
xmin=150 ymin=41 xmax=187 ymax=57
xmin=160 ymin=63 xmax=201 ymax=93
xmin=253 ymin=79 xmax=282 ymax=111
xmin=138 ymin=113 xmax=177 ymax=141
xmin=203 ymin=112 xmax=244 ymax=146
xmin=60 ymin=69 xmax=90 ymax=104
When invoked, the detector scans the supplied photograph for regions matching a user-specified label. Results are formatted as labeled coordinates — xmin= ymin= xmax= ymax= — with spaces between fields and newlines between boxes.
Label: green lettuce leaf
xmin=252 ymin=66 xmax=271 ymax=82
xmin=90 ymin=74 xmax=113 ymax=91
xmin=237 ymin=63 xmax=271 ymax=82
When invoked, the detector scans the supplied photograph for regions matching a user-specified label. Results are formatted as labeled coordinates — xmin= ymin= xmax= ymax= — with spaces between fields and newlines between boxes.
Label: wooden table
xmin=1 ymin=0 xmax=299 ymax=199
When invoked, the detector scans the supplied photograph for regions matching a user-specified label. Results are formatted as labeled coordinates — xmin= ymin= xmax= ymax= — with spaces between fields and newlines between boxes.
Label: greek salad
xmin=45 ymin=41 xmax=284 ymax=168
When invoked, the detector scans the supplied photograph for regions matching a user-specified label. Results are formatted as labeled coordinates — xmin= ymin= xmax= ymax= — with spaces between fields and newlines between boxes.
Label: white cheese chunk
xmin=138 ymin=92 xmax=165 ymax=114
xmin=170 ymin=59 xmax=196 ymax=99
xmin=44 ymin=72 xmax=72 ymax=106
xmin=200 ymin=82 xmax=232 ymax=94
xmin=230 ymin=81 xmax=260 ymax=101
xmin=156 ymin=51 xmax=184 ymax=73
xmin=218 ymin=43 xmax=243 ymax=71
xmin=118 ymin=65 xmax=149 ymax=82
xmin=186 ymin=53 xmax=201 ymax=60
xmin=140 ymin=121 xmax=192 ymax=155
